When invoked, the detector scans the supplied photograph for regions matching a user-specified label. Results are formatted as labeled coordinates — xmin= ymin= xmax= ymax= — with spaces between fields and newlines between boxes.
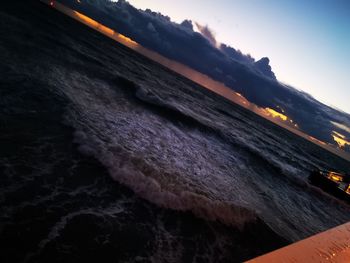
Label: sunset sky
xmin=125 ymin=0 xmax=350 ymax=113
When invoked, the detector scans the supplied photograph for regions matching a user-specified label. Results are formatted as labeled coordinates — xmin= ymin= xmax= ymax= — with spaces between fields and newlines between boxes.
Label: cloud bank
xmin=59 ymin=0 xmax=350 ymax=153
xmin=194 ymin=22 xmax=218 ymax=47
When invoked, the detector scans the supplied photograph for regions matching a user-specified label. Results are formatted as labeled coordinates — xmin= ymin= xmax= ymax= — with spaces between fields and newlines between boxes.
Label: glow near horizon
xmin=122 ymin=0 xmax=350 ymax=114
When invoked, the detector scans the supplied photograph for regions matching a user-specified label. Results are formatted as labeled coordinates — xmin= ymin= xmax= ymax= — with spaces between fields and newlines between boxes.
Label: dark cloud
xmin=180 ymin=20 xmax=194 ymax=32
xmin=220 ymin=44 xmax=255 ymax=64
xmin=59 ymin=0 xmax=350 ymax=149
xmin=194 ymin=22 xmax=217 ymax=47
xmin=254 ymin=57 xmax=276 ymax=80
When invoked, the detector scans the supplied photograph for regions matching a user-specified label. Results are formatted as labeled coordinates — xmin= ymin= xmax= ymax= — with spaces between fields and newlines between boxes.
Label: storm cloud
xmin=194 ymin=22 xmax=218 ymax=47
xmin=59 ymin=0 xmax=350 ymax=152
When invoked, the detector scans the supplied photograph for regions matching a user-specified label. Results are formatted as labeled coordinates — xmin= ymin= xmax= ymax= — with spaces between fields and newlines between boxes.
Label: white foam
xmin=74 ymin=130 xmax=256 ymax=227
xmin=57 ymin=69 xmax=350 ymax=242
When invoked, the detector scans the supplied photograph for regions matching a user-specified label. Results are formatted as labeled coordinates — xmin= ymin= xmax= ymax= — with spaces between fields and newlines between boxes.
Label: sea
xmin=0 ymin=1 xmax=349 ymax=262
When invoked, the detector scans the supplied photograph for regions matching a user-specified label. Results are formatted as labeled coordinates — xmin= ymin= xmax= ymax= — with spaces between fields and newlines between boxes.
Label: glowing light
xmin=258 ymin=107 xmax=300 ymax=130
xmin=328 ymin=172 xmax=343 ymax=182
xmin=72 ymin=10 xmax=139 ymax=49
xmin=115 ymin=33 xmax=139 ymax=47
xmin=74 ymin=11 xmax=99 ymax=27
xmin=264 ymin=108 xmax=288 ymax=121
xmin=332 ymin=131 xmax=350 ymax=148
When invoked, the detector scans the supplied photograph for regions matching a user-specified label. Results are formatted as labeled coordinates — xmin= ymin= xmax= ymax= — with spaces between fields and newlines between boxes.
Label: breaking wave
xmin=57 ymin=63 xmax=350 ymax=242
xmin=74 ymin=130 xmax=257 ymax=227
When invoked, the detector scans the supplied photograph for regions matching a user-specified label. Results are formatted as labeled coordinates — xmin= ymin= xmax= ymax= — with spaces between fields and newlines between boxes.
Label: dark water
xmin=1 ymin=1 xmax=349 ymax=262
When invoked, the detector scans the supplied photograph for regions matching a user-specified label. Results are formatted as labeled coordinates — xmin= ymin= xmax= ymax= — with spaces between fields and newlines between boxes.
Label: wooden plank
xmin=246 ymin=222 xmax=350 ymax=263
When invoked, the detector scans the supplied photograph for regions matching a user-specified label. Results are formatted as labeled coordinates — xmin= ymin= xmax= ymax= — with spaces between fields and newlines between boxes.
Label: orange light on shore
xmin=72 ymin=10 xmax=139 ymax=49
xmin=74 ymin=11 xmax=99 ymax=28
xmin=332 ymin=131 xmax=350 ymax=148
xmin=260 ymin=107 xmax=300 ymax=129
xmin=115 ymin=33 xmax=139 ymax=48
xmin=264 ymin=108 xmax=288 ymax=121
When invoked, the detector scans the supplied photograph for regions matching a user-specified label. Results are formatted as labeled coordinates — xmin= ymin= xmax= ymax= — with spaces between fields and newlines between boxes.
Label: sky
xmin=124 ymin=0 xmax=350 ymax=113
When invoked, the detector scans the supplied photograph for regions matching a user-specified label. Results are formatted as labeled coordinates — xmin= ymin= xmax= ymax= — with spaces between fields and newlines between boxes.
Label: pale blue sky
xmin=126 ymin=0 xmax=350 ymax=113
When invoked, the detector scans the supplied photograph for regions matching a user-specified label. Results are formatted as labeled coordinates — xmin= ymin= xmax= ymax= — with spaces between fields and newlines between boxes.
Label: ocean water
xmin=1 ymin=1 xmax=349 ymax=262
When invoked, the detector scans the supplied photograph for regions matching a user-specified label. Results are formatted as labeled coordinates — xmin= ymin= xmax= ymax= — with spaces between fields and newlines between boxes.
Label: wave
xmin=59 ymin=69 xmax=350 ymax=242
xmin=73 ymin=129 xmax=257 ymax=227
xmin=129 ymin=80 xmax=306 ymax=186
